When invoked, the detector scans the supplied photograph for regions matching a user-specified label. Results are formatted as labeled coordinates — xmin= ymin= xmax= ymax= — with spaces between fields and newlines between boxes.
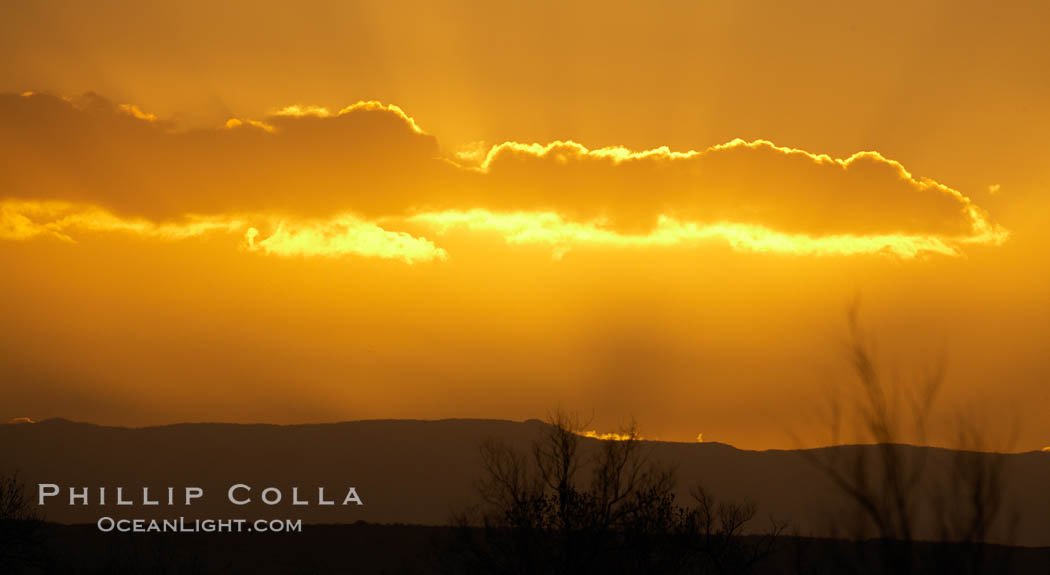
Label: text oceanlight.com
xmin=96 ymin=517 xmax=303 ymax=533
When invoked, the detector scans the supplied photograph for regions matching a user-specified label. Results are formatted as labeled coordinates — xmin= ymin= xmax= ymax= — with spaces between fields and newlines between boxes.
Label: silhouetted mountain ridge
xmin=2 ymin=418 xmax=1047 ymax=545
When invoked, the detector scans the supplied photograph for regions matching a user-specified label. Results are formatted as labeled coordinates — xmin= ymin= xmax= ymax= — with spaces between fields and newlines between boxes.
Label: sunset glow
xmin=2 ymin=0 xmax=1048 ymax=453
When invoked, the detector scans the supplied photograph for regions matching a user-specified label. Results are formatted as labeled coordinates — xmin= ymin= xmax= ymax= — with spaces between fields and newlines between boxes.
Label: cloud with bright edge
xmin=0 ymin=200 xmax=245 ymax=242
xmin=0 ymin=91 xmax=1009 ymax=261
xmin=0 ymin=200 xmax=445 ymax=264
xmin=244 ymin=217 xmax=446 ymax=263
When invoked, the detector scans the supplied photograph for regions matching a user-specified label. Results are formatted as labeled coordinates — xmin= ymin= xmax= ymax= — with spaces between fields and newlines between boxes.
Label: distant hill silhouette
xmin=2 ymin=418 xmax=1048 ymax=546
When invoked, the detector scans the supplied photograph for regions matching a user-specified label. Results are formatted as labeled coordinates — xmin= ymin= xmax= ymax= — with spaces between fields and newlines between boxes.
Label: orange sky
xmin=2 ymin=0 xmax=1049 ymax=450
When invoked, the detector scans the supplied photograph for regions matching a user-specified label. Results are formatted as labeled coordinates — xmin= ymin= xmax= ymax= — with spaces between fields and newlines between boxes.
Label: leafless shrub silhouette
xmin=0 ymin=471 xmax=43 ymax=573
xmin=690 ymin=485 xmax=784 ymax=574
xmin=808 ymin=306 xmax=1017 ymax=574
xmin=440 ymin=410 xmax=784 ymax=575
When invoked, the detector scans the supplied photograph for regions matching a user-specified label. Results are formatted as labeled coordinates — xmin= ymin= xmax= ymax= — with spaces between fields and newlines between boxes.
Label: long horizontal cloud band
xmin=0 ymin=92 xmax=1006 ymax=259
xmin=0 ymin=200 xmax=992 ymax=260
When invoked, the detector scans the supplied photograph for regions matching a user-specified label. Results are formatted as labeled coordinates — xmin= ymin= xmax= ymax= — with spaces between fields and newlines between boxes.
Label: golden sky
xmin=2 ymin=0 xmax=1049 ymax=449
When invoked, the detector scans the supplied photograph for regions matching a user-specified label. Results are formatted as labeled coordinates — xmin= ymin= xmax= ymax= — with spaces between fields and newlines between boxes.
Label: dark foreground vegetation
xmin=438 ymin=410 xmax=786 ymax=574
xmin=1 ymin=522 xmax=1048 ymax=575
xmin=433 ymin=398 xmax=1034 ymax=575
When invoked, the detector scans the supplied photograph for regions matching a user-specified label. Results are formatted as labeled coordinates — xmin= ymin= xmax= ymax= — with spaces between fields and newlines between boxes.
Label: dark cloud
xmin=476 ymin=141 xmax=988 ymax=236
xmin=0 ymin=92 xmax=446 ymax=219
